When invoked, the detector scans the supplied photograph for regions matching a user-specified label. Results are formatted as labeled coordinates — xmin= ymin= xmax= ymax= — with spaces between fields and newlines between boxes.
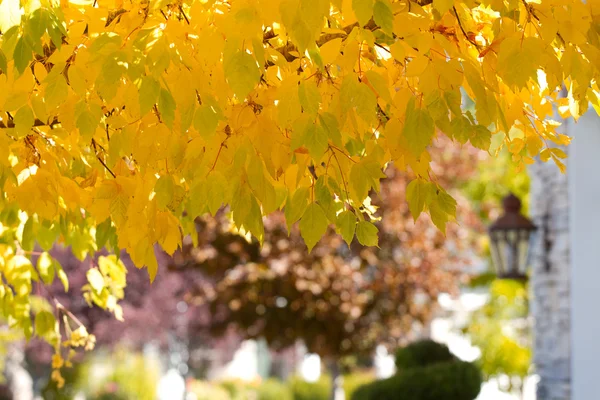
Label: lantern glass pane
xmin=517 ymin=229 xmax=532 ymax=275
xmin=505 ymin=230 xmax=519 ymax=276
xmin=490 ymin=231 xmax=506 ymax=276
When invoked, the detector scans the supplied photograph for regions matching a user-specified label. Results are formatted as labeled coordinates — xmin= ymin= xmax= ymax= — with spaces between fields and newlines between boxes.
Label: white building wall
xmin=568 ymin=112 xmax=600 ymax=400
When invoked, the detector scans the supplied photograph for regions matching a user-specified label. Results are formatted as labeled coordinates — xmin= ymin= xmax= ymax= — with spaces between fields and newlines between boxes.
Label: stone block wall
xmin=528 ymin=140 xmax=571 ymax=400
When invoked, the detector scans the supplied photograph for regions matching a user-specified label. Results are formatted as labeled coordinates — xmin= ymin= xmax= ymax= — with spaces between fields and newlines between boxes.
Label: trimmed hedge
xmin=352 ymin=341 xmax=482 ymax=400
xmin=257 ymin=378 xmax=293 ymax=400
xmin=395 ymin=339 xmax=455 ymax=369
xmin=288 ymin=375 xmax=331 ymax=400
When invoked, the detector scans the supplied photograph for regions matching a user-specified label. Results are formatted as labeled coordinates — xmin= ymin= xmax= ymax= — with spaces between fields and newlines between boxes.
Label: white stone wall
xmin=528 ymin=129 xmax=571 ymax=399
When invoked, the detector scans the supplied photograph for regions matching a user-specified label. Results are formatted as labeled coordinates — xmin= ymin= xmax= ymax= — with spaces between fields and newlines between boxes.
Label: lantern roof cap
xmin=489 ymin=193 xmax=537 ymax=232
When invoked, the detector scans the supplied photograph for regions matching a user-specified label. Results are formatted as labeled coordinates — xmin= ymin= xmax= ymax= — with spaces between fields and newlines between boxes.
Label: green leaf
xmin=86 ymin=268 xmax=105 ymax=293
xmin=284 ymin=186 xmax=310 ymax=231
xmin=0 ymin=49 xmax=7 ymax=74
xmin=315 ymin=176 xmax=337 ymax=222
xmin=373 ymin=0 xmax=393 ymax=35
xmin=336 ymin=210 xmax=356 ymax=245
xmin=365 ymin=70 xmax=392 ymax=103
xmin=194 ymin=105 xmax=220 ymax=138
xmin=158 ymin=88 xmax=176 ymax=128
xmin=353 ymin=0 xmax=374 ymax=26
xmin=244 ymin=195 xmax=265 ymax=244
xmin=350 ymin=162 xmax=370 ymax=203
xmin=139 ymin=76 xmax=160 ymax=115
xmin=318 ymin=112 xmax=342 ymax=147
xmin=224 ymin=50 xmax=260 ymax=99
xmin=349 ymin=160 xmax=385 ymax=203
xmin=14 ymin=105 xmax=35 ymax=138
xmin=304 ymin=122 xmax=328 ymax=161
xmin=37 ymin=252 xmax=56 ymax=285
xmin=95 ymin=219 xmax=116 ymax=249
xmin=76 ymin=109 xmax=99 ymax=140
xmin=34 ymin=310 xmax=56 ymax=338
xmin=403 ymin=98 xmax=435 ymax=156
xmin=298 ymin=80 xmax=321 ymax=116
xmin=279 ymin=0 xmax=329 ymax=52
xmin=27 ymin=9 xmax=48 ymax=41
xmin=299 ymin=203 xmax=328 ymax=252
xmin=429 ymin=189 xmax=457 ymax=232
xmin=471 ymin=125 xmax=492 ymax=151
xmin=433 ymin=0 xmax=454 ymax=15
xmin=13 ymin=36 xmax=31 ymax=75
xmin=406 ymin=179 xmax=434 ymax=221
xmin=188 ymin=180 xmax=207 ymax=218
xmin=356 ymin=220 xmax=378 ymax=246
xmin=155 ymin=175 xmax=175 ymax=211
xmin=21 ymin=216 xmax=35 ymax=252
xmin=45 ymin=76 xmax=69 ymax=109
xmin=55 ymin=261 xmax=69 ymax=292
xmin=37 ymin=223 xmax=58 ymax=251
xmin=206 ymin=172 xmax=228 ymax=215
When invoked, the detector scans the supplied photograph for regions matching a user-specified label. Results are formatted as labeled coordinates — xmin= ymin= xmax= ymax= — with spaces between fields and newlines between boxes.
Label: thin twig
xmin=179 ymin=5 xmax=190 ymax=24
xmin=330 ymin=144 xmax=357 ymax=163
xmin=453 ymin=6 xmax=480 ymax=49
xmin=92 ymin=139 xmax=116 ymax=178
xmin=330 ymin=147 xmax=351 ymax=206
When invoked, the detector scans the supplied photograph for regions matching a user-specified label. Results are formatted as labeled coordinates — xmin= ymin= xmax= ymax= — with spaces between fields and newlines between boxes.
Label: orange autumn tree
xmin=0 ymin=0 xmax=590 ymax=384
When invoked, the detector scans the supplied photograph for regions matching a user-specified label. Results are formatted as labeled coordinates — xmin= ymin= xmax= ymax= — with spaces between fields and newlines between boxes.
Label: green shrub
xmin=219 ymin=379 xmax=258 ymax=400
xmin=352 ymin=341 xmax=482 ymax=400
xmin=288 ymin=375 xmax=331 ymax=400
xmin=343 ymin=372 xmax=374 ymax=399
xmin=394 ymin=340 xmax=454 ymax=370
xmin=351 ymin=361 xmax=481 ymax=400
xmin=256 ymin=378 xmax=292 ymax=400
xmin=188 ymin=380 xmax=231 ymax=400
xmin=90 ymin=391 xmax=129 ymax=400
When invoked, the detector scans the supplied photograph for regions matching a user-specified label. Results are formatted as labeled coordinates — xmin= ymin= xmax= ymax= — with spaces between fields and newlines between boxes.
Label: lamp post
xmin=488 ymin=193 xmax=537 ymax=280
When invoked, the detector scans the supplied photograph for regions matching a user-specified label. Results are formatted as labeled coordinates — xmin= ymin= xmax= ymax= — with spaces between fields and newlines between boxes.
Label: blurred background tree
xmin=173 ymin=138 xmax=485 ymax=398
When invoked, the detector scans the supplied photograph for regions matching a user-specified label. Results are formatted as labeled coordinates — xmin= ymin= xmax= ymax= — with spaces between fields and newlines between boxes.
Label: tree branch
xmin=0 ymin=117 xmax=60 ymax=129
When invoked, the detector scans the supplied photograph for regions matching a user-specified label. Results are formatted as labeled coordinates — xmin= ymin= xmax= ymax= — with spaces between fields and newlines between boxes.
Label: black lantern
xmin=488 ymin=193 xmax=537 ymax=280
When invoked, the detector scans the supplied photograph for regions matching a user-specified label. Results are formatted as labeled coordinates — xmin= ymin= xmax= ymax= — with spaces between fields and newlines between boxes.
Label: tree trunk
xmin=328 ymin=359 xmax=343 ymax=400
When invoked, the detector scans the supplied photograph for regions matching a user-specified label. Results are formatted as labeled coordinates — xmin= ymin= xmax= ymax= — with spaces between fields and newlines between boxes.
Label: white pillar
xmin=568 ymin=111 xmax=600 ymax=400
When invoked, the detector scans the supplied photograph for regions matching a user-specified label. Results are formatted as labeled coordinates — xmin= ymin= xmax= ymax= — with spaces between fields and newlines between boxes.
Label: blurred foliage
xmin=40 ymin=363 xmax=83 ymax=400
xmin=256 ymin=378 xmax=293 ymax=400
xmin=342 ymin=371 xmax=374 ymax=399
xmin=288 ymin=375 xmax=331 ymax=400
xmin=394 ymin=339 xmax=454 ymax=370
xmin=86 ymin=350 xmax=158 ymax=400
xmin=462 ymin=148 xmax=531 ymax=223
xmin=466 ymin=279 xmax=531 ymax=396
xmin=41 ymin=349 xmax=160 ymax=400
xmin=352 ymin=341 xmax=481 ymax=400
xmin=189 ymin=380 xmax=231 ymax=400
xmin=219 ymin=379 xmax=257 ymax=400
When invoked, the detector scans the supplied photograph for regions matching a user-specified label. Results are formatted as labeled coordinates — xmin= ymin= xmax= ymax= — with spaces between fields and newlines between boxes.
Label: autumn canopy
xmin=0 ymin=0 xmax=594 ymax=385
